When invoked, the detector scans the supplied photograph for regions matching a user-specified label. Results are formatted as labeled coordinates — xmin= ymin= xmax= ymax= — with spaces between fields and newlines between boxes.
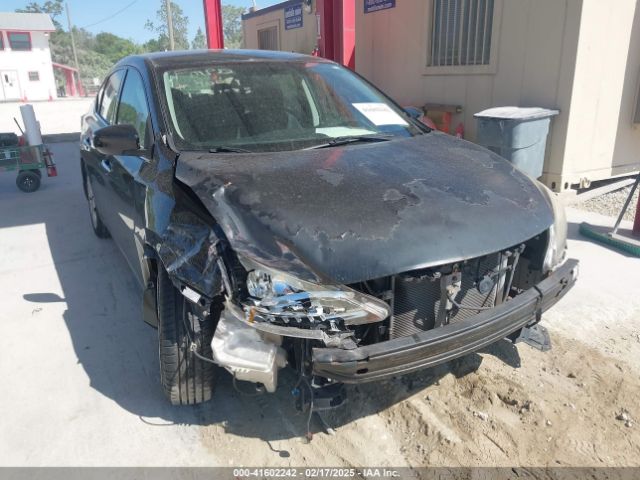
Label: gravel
xmin=473 ymin=410 xmax=489 ymax=421
xmin=574 ymin=185 xmax=639 ymax=221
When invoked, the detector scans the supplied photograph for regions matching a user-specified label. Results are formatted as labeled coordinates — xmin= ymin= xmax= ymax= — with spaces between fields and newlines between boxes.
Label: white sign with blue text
xmin=364 ymin=0 xmax=396 ymax=14
xmin=285 ymin=3 xmax=303 ymax=30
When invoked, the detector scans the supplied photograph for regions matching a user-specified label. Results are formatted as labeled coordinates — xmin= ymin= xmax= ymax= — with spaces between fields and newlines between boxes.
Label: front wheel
xmin=157 ymin=265 xmax=217 ymax=405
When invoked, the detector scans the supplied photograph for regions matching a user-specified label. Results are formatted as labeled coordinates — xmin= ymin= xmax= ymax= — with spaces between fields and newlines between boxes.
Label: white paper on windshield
xmin=352 ymin=103 xmax=409 ymax=126
xmin=316 ymin=127 xmax=378 ymax=137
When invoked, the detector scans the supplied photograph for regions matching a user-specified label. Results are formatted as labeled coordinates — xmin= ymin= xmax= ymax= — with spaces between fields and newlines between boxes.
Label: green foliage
xmin=14 ymin=0 xmax=248 ymax=87
xmin=16 ymin=0 xmax=63 ymax=28
xmin=145 ymin=1 xmax=190 ymax=51
xmin=94 ymin=32 xmax=142 ymax=63
xmin=191 ymin=27 xmax=206 ymax=50
xmin=222 ymin=4 xmax=245 ymax=48
xmin=49 ymin=28 xmax=113 ymax=84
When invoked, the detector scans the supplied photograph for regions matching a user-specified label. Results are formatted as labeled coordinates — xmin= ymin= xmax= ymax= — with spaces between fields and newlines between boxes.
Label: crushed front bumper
xmin=312 ymin=258 xmax=579 ymax=383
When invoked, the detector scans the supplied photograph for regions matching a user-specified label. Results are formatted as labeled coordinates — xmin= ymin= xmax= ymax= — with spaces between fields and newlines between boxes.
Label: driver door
xmin=109 ymin=68 xmax=154 ymax=286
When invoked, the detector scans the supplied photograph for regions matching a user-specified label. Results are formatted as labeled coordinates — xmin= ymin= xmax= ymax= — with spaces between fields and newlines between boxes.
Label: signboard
xmin=316 ymin=14 xmax=321 ymax=39
xmin=284 ymin=3 xmax=303 ymax=30
xmin=364 ymin=0 xmax=396 ymax=14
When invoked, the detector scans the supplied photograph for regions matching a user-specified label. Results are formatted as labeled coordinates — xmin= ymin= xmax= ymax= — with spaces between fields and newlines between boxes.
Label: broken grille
xmin=390 ymin=252 xmax=506 ymax=339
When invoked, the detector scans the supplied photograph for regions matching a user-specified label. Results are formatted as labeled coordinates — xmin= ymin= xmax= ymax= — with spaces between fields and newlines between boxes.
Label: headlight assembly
xmin=243 ymin=263 xmax=390 ymax=331
xmin=540 ymin=184 xmax=568 ymax=272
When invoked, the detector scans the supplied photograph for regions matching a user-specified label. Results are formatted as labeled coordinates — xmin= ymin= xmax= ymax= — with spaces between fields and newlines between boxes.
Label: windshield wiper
xmin=208 ymin=146 xmax=251 ymax=153
xmin=304 ymin=134 xmax=393 ymax=150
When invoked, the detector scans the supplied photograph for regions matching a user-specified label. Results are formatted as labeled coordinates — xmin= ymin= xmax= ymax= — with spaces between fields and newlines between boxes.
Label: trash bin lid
xmin=474 ymin=106 xmax=559 ymax=120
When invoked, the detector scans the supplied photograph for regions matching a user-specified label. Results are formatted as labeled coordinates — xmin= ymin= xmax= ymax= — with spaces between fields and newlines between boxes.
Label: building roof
xmin=52 ymin=62 xmax=78 ymax=72
xmin=241 ymin=0 xmax=303 ymax=20
xmin=0 ymin=12 xmax=56 ymax=32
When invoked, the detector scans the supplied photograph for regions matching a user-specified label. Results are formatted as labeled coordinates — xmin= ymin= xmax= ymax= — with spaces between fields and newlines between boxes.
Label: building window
xmin=28 ymin=71 xmax=39 ymax=81
xmin=8 ymin=32 xmax=32 ymax=51
xmin=429 ymin=0 xmax=494 ymax=67
xmin=257 ymin=26 xmax=278 ymax=51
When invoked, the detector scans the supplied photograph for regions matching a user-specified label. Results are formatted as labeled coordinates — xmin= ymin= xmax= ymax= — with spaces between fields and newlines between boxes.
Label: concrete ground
xmin=0 ymin=142 xmax=638 ymax=466
xmin=0 ymin=99 xmax=92 ymax=136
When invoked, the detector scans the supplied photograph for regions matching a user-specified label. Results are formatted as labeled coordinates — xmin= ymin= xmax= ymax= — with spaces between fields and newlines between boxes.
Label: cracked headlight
xmin=244 ymin=264 xmax=390 ymax=329
xmin=540 ymin=184 xmax=568 ymax=272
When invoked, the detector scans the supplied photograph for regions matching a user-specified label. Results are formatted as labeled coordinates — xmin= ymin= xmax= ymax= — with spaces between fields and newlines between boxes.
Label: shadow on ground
xmin=5 ymin=142 xmax=522 ymax=442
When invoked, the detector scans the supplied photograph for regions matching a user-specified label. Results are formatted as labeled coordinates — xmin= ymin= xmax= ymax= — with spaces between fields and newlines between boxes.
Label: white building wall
xmin=0 ymin=31 xmax=56 ymax=101
xmin=355 ymin=0 xmax=640 ymax=190
xmin=561 ymin=0 xmax=640 ymax=188
xmin=355 ymin=0 xmax=582 ymax=191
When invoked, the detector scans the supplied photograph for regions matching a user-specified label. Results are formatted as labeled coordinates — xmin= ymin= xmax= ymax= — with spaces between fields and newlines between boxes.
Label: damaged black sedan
xmin=80 ymin=50 xmax=578 ymax=408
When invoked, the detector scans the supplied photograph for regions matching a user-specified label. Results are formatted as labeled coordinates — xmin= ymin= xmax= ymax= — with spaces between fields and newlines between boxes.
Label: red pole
xmin=316 ymin=0 xmax=355 ymax=69
xmin=317 ymin=0 xmax=334 ymax=61
xmin=203 ymin=0 xmax=224 ymax=49
xmin=76 ymin=71 xmax=85 ymax=97
xmin=335 ymin=0 xmax=355 ymax=69
xmin=65 ymin=69 xmax=76 ymax=96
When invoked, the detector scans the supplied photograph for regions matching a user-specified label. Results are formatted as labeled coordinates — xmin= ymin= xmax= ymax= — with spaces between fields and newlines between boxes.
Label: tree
xmin=94 ymin=32 xmax=141 ymax=63
xmin=141 ymin=37 xmax=166 ymax=53
xmin=48 ymin=27 xmax=112 ymax=86
xmin=222 ymin=4 xmax=245 ymax=48
xmin=16 ymin=0 xmax=64 ymax=28
xmin=145 ymin=1 xmax=190 ymax=51
xmin=191 ymin=27 xmax=206 ymax=50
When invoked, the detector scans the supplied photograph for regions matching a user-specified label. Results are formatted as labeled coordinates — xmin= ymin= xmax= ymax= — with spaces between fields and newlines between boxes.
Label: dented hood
xmin=176 ymin=132 xmax=554 ymax=285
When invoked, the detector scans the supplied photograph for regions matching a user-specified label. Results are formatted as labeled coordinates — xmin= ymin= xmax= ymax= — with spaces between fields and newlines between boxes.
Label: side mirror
xmin=92 ymin=124 xmax=140 ymax=156
xmin=404 ymin=106 xmax=423 ymax=120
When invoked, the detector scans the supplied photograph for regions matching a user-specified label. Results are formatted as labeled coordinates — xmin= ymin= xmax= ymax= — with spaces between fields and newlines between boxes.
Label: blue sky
xmin=3 ymin=0 xmax=281 ymax=44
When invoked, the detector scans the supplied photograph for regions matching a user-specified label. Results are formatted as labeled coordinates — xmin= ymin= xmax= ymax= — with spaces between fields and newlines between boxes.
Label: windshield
xmin=160 ymin=61 xmax=424 ymax=152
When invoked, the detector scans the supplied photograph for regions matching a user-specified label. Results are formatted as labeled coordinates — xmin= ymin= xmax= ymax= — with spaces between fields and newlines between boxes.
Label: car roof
xmin=116 ymin=49 xmax=332 ymax=70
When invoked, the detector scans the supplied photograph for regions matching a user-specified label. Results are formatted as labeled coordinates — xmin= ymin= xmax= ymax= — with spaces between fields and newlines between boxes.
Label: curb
xmin=43 ymin=132 xmax=80 ymax=144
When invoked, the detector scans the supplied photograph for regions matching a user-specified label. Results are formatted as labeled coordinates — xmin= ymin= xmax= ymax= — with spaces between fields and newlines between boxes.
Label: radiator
xmin=390 ymin=253 xmax=501 ymax=339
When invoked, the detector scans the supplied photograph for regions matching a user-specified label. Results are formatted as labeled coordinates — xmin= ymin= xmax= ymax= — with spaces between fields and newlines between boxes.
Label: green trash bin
xmin=474 ymin=107 xmax=559 ymax=179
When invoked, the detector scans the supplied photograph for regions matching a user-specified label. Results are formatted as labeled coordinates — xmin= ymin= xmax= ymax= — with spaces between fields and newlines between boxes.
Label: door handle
xmin=101 ymin=159 xmax=113 ymax=173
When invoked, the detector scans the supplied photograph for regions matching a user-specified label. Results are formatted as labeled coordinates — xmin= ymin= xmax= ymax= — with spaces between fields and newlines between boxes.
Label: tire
xmin=157 ymin=265 xmax=217 ymax=405
xmin=84 ymin=172 xmax=110 ymax=238
xmin=31 ymin=169 xmax=42 ymax=177
xmin=16 ymin=170 xmax=40 ymax=193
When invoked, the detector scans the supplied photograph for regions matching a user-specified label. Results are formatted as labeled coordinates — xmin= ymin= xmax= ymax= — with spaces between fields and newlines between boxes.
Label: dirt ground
xmin=200 ymin=332 xmax=640 ymax=467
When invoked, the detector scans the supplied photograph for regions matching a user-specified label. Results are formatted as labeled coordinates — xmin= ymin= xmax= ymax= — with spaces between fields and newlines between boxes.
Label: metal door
xmin=1 ymin=71 xmax=21 ymax=100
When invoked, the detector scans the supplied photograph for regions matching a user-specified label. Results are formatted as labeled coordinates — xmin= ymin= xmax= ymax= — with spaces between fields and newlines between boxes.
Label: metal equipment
xmin=0 ymin=137 xmax=57 ymax=193
xmin=579 ymin=173 xmax=640 ymax=257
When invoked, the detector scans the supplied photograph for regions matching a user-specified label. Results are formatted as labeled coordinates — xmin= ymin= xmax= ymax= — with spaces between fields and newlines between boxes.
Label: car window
xmin=98 ymin=70 xmax=125 ymax=124
xmin=161 ymin=62 xmax=423 ymax=152
xmin=95 ymin=84 xmax=104 ymax=115
xmin=116 ymin=69 xmax=151 ymax=148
